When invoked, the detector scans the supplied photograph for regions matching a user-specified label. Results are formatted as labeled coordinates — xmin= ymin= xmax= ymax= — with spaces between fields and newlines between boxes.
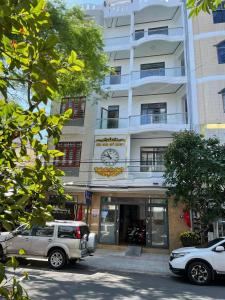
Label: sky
xmin=66 ymin=0 xmax=102 ymax=7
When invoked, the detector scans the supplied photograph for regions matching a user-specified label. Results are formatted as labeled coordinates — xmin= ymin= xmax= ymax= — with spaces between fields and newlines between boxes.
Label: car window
xmin=58 ymin=226 xmax=76 ymax=239
xmin=31 ymin=226 xmax=54 ymax=237
xmin=196 ymin=238 xmax=224 ymax=248
xmin=20 ymin=229 xmax=31 ymax=236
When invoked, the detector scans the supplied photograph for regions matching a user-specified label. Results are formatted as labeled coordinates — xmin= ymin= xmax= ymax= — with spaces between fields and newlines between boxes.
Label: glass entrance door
xmin=146 ymin=200 xmax=168 ymax=248
xmin=99 ymin=203 xmax=119 ymax=244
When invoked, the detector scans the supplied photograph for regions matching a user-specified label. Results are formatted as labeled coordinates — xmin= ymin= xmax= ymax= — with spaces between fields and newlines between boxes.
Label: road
xmin=11 ymin=259 xmax=225 ymax=300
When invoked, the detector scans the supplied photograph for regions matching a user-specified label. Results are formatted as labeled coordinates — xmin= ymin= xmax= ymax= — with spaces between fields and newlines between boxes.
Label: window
xmin=216 ymin=41 xmax=225 ymax=64
xmin=110 ymin=66 xmax=121 ymax=84
xmin=140 ymin=62 xmax=165 ymax=78
xmin=218 ymin=88 xmax=225 ymax=112
xmin=54 ymin=142 xmax=82 ymax=169
xmin=60 ymin=97 xmax=85 ymax=120
xmin=107 ymin=105 xmax=119 ymax=128
xmin=58 ymin=226 xmax=76 ymax=239
xmin=141 ymin=103 xmax=167 ymax=125
xmin=213 ymin=2 xmax=225 ymax=23
xmin=31 ymin=226 xmax=54 ymax=237
xmin=134 ymin=29 xmax=144 ymax=40
xmin=140 ymin=147 xmax=166 ymax=172
xmin=148 ymin=26 xmax=168 ymax=35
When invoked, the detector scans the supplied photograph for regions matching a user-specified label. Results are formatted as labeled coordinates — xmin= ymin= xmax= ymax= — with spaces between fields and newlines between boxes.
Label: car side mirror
xmin=215 ymin=246 xmax=225 ymax=252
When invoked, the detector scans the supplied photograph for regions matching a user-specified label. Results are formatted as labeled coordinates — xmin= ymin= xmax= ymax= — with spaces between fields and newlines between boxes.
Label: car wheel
xmin=48 ymin=249 xmax=66 ymax=270
xmin=187 ymin=261 xmax=212 ymax=285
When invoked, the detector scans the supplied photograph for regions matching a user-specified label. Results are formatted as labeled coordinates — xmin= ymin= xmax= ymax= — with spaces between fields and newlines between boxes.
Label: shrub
xmin=180 ymin=231 xmax=200 ymax=247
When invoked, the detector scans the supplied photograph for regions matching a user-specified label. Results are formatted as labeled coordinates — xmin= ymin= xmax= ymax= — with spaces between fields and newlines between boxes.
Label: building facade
xmin=50 ymin=0 xmax=225 ymax=251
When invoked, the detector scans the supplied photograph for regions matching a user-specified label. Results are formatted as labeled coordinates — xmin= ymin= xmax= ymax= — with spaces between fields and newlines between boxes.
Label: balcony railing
xmin=96 ymin=117 xmax=128 ymax=129
xmin=96 ymin=113 xmax=188 ymax=129
xmin=129 ymin=164 xmax=165 ymax=173
xmin=64 ymin=118 xmax=85 ymax=127
xmin=47 ymin=161 xmax=80 ymax=177
xmin=104 ymin=36 xmax=130 ymax=48
xmin=103 ymin=74 xmax=129 ymax=85
xmin=130 ymin=113 xmax=187 ymax=127
xmin=134 ymin=27 xmax=183 ymax=40
xmin=132 ymin=67 xmax=185 ymax=80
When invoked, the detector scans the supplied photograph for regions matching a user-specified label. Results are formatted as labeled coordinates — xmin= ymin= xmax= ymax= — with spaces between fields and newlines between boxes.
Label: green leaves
xmin=187 ymin=0 xmax=222 ymax=16
xmin=164 ymin=131 xmax=225 ymax=237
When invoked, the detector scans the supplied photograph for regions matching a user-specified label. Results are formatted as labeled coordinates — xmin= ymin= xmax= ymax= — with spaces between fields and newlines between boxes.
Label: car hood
xmin=172 ymin=246 xmax=201 ymax=254
xmin=0 ymin=232 xmax=13 ymax=242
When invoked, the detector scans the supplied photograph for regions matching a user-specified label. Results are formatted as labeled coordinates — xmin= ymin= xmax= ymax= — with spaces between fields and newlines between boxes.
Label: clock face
xmin=101 ymin=148 xmax=119 ymax=166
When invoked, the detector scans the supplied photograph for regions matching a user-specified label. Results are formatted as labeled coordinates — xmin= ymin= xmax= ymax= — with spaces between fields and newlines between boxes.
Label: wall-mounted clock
xmin=101 ymin=148 xmax=119 ymax=166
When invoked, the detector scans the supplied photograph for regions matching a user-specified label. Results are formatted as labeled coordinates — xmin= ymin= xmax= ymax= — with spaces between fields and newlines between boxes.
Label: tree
xmin=0 ymin=0 xmax=94 ymax=298
xmin=164 ymin=131 xmax=225 ymax=242
xmin=46 ymin=1 xmax=109 ymax=98
xmin=187 ymin=0 xmax=224 ymax=16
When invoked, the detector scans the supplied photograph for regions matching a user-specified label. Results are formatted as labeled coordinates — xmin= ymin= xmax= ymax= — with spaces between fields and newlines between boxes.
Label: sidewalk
xmin=82 ymin=249 xmax=170 ymax=275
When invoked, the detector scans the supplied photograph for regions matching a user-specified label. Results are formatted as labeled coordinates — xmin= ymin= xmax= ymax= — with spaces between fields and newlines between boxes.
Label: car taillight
xmin=75 ymin=226 xmax=81 ymax=239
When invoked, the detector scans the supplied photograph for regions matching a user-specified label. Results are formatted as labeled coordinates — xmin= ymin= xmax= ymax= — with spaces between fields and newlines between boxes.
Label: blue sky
xmin=66 ymin=0 xmax=102 ymax=6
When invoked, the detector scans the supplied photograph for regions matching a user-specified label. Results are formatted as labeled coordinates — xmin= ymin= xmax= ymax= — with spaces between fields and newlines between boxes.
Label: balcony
xmin=104 ymin=36 xmax=130 ymax=52
xmin=133 ymin=27 xmax=184 ymax=44
xmin=128 ymin=163 xmax=165 ymax=180
xmin=102 ymin=74 xmax=129 ymax=90
xmin=95 ymin=112 xmax=188 ymax=134
xmin=132 ymin=67 xmax=186 ymax=88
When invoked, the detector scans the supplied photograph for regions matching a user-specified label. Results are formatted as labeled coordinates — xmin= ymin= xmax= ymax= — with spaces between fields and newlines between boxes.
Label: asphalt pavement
xmin=7 ymin=256 xmax=225 ymax=300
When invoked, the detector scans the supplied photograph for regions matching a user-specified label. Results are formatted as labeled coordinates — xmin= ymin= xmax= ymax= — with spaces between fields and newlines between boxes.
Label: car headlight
xmin=172 ymin=252 xmax=190 ymax=259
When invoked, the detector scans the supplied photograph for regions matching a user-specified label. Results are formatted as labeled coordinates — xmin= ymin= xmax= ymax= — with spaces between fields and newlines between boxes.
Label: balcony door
xmin=110 ymin=66 xmax=121 ymax=84
xmin=107 ymin=105 xmax=119 ymax=129
xmin=140 ymin=62 xmax=165 ymax=78
xmin=141 ymin=103 xmax=167 ymax=125
xmin=140 ymin=147 xmax=166 ymax=172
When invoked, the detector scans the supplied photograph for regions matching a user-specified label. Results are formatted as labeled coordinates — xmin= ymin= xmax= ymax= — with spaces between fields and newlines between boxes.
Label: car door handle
xmin=25 ymin=238 xmax=29 ymax=241
xmin=48 ymin=239 xmax=52 ymax=242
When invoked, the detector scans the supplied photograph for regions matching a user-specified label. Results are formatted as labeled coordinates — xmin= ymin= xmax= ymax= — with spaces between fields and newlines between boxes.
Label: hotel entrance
xmin=99 ymin=197 xmax=168 ymax=248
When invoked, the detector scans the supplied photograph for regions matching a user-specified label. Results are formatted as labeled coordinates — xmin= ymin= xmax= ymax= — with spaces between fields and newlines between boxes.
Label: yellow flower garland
xmin=94 ymin=167 xmax=124 ymax=177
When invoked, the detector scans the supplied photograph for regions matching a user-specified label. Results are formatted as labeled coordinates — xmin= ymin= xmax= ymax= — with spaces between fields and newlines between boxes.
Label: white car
xmin=169 ymin=237 xmax=225 ymax=285
xmin=0 ymin=220 xmax=97 ymax=270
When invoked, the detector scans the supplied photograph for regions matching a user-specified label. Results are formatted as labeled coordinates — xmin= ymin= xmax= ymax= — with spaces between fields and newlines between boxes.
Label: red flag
xmin=183 ymin=211 xmax=191 ymax=228
xmin=77 ymin=204 xmax=83 ymax=221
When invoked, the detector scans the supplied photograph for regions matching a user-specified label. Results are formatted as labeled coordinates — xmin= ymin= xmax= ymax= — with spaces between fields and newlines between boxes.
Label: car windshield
xmin=12 ymin=224 xmax=27 ymax=234
xmin=196 ymin=238 xmax=224 ymax=248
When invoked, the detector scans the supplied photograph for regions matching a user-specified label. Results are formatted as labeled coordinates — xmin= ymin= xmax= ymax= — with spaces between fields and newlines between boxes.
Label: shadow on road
xmin=12 ymin=258 xmax=225 ymax=300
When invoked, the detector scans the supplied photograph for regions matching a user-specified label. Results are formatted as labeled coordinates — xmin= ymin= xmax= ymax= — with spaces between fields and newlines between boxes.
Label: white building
xmin=50 ymin=0 xmax=225 ymax=251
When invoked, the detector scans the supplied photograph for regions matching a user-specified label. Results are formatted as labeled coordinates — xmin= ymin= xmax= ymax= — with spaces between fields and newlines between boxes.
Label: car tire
xmin=48 ymin=249 xmax=66 ymax=270
xmin=187 ymin=261 xmax=212 ymax=285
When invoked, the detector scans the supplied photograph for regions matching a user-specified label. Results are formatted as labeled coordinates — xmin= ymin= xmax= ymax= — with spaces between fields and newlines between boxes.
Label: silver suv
xmin=0 ymin=220 xmax=96 ymax=269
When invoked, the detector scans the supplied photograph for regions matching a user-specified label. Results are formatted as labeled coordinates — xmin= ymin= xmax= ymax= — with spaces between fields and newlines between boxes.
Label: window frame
xmin=60 ymin=97 xmax=86 ymax=120
xmin=213 ymin=1 xmax=225 ymax=24
xmin=54 ymin=141 xmax=82 ymax=168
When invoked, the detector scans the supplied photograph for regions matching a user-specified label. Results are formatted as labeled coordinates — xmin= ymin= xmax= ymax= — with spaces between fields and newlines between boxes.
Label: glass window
xmin=141 ymin=103 xmax=167 ymax=125
xmin=213 ymin=2 xmax=225 ymax=23
xmin=217 ymin=41 xmax=225 ymax=64
xmin=148 ymin=26 xmax=168 ymax=35
xmin=54 ymin=142 xmax=82 ymax=168
xmin=107 ymin=105 xmax=119 ymax=128
xmin=60 ymin=98 xmax=85 ymax=120
xmin=110 ymin=66 xmax=121 ymax=84
xmin=58 ymin=226 xmax=76 ymax=239
xmin=134 ymin=29 xmax=144 ymax=40
xmin=32 ymin=226 xmax=54 ymax=237
xmin=140 ymin=62 xmax=165 ymax=78
xmin=140 ymin=147 xmax=166 ymax=172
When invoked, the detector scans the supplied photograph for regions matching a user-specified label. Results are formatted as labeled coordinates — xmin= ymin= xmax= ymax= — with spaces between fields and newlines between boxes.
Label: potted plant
xmin=180 ymin=231 xmax=200 ymax=247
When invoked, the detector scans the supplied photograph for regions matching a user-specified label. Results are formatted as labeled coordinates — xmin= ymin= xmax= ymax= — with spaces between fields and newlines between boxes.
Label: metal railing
xmin=130 ymin=113 xmax=188 ymax=127
xmin=96 ymin=117 xmax=128 ymax=129
xmin=132 ymin=67 xmax=185 ymax=80
xmin=96 ymin=113 xmax=188 ymax=129
xmin=104 ymin=36 xmax=130 ymax=47
xmin=103 ymin=74 xmax=129 ymax=85
xmin=134 ymin=27 xmax=183 ymax=40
